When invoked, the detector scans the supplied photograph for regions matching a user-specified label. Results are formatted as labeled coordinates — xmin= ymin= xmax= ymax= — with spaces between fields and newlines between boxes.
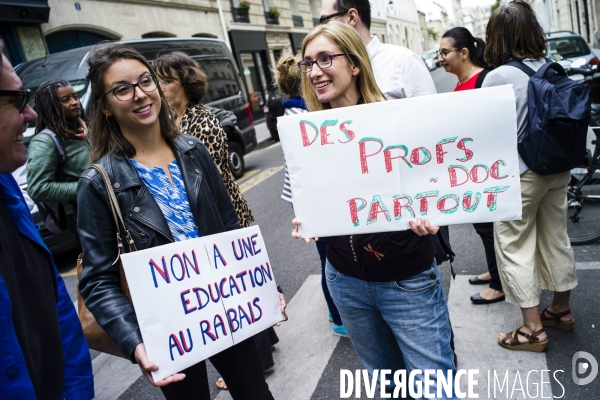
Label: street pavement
xmin=54 ymin=67 xmax=599 ymax=399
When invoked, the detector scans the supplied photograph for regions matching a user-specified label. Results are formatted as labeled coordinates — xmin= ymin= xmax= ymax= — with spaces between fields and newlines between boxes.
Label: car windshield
xmin=15 ymin=50 xmax=91 ymax=131
xmin=547 ymin=36 xmax=590 ymax=59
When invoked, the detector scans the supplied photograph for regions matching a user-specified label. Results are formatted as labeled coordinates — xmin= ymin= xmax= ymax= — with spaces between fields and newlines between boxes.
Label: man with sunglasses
xmin=320 ymin=0 xmax=436 ymax=99
xmin=0 ymin=41 xmax=94 ymax=399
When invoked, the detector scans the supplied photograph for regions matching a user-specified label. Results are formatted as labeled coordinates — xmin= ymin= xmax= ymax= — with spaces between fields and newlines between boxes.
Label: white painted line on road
xmin=576 ymin=261 xmax=600 ymax=269
xmin=92 ymin=352 xmax=142 ymax=400
xmin=448 ymin=275 xmax=552 ymax=399
xmin=215 ymin=274 xmax=338 ymax=400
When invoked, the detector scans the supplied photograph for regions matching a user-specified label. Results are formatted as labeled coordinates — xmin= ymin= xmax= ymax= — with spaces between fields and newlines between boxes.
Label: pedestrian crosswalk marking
xmin=215 ymin=274 xmax=337 ymax=400
xmin=448 ymin=275 xmax=552 ymax=398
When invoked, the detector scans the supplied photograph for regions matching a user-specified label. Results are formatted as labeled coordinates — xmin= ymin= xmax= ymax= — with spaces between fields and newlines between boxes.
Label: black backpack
xmin=506 ymin=59 xmax=590 ymax=175
xmin=35 ymin=130 xmax=69 ymax=233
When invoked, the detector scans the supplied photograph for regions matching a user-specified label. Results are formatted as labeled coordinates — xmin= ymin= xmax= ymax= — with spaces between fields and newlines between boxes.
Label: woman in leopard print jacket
xmin=154 ymin=51 xmax=254 ymax=228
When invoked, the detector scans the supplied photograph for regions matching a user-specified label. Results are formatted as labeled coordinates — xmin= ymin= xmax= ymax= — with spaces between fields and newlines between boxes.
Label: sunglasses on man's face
xmin=0 ymin=89 xmax=31 ymax=113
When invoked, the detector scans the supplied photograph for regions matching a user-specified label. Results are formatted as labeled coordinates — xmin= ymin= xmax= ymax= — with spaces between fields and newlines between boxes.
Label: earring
xmin=105 ymin=114 xmax=116 ymax=126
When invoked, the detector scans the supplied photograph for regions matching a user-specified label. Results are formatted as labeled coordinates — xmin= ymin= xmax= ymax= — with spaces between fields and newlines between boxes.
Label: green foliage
xmin=268 ymin=7 xmax=281 ymax=18
xmin=238 ymin=0 xmax=250 ymax=10
xmin=490 ymin=0 xmax=501 ymax=13
xmin=427 ymin=28 xmax=439 ymax=40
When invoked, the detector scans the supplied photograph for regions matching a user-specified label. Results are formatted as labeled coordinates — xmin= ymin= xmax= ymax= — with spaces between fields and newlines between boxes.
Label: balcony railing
xmin=292 ymin=15 xmax=304 ymax=27
xmin=233 ymin=8 xmax=250 ymax=23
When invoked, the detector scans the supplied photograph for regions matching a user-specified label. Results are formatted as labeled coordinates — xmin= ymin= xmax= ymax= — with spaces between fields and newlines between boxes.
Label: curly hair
xmin=276 ymin=55 xmax=302 ymax=97
xmin=86 ymin=43 xmax=177 ymax=162
xmin=153 ymin=52 xmax=208 ymax=104
xmin=34 ymin=79 xmax=89 ymax=140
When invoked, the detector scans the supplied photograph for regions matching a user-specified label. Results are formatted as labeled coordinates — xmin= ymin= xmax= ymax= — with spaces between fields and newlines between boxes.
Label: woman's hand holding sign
xmin=291 ymin=217 xmax=320 ymax=243
xmin=134 ymin=342 xmax=186 ymax=387
xmin=409 ymin=216 xmax=440 ymax=236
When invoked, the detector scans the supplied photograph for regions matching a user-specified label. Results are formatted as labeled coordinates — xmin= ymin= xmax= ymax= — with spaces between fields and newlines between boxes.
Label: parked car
xmin=421 ymin=50 xmax=437 ymax=71
xmin=546 ymin=31 xmax=599 ymax=67
xmin=264 ymin=85 xmax=285 ymax=141
xmin=14 ymin=37 xmax=256 ymax=254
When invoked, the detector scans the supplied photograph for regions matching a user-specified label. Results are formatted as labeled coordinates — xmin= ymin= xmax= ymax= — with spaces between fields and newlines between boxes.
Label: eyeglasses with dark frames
xmin=436 ymin=49 xmax=461 ymax=59
xmin=319 ymin=9 xmax=349 ymax=25
xmin=298 ymin=54 xmax=347 ymax=73
xmin=0 ymin=89 xmax=31 ymax=113
xmin=103 ymin=74 xmax=158 ymax=101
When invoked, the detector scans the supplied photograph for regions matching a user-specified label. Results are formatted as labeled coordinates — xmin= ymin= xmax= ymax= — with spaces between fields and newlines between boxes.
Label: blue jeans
xmin=325 ymin=260 xmax=457 ymax=399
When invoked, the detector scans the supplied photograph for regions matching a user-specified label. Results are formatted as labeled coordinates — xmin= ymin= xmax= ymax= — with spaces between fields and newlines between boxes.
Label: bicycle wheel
xmin=567 ymin=173 xmax=600 ymax=245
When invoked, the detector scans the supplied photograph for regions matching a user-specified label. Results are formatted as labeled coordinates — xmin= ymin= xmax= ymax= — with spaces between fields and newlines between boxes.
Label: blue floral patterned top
xmin=130 ymin=159 xmax=200 ymax=241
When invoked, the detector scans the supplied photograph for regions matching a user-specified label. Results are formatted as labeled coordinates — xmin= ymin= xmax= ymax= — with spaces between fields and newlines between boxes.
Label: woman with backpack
xmin=27 ymin=79 xmax=91 ymax=238
xmin=438 ymin=27 xmax=505 ymax=305
xmin=482 ymin=1 xmax=577 ymax=352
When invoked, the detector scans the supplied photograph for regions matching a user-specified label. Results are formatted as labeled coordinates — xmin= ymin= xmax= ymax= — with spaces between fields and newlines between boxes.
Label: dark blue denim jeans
xmin=325 ymin=259 xmax=457 ymax=399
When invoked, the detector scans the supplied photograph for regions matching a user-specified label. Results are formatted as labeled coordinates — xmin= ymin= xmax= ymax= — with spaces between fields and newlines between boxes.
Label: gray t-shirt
xmin=482 ymin=58 xmax=548 ymax=173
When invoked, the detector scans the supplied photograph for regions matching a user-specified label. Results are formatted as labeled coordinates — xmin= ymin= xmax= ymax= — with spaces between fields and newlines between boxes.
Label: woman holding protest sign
xmin=438 ymin=27 xmax=505 ymax=305
xmin=290 ymin=22 xmax=457 ymax=398
xmin=77 ymin=43 xmax=284 ymax=400
xmin=154 ymin=49 xmax=279 ymax=393
xmin=481 ymin=1 xmax=577 ymax=352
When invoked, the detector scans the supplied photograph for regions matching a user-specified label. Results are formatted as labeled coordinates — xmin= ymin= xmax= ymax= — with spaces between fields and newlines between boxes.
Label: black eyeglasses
xmin=319 ymin=9 xmax=349 ymax=24
xmin=0 ymin=89 xmax=31 ymax=113
xmin=103 ymin=74 xmax=158 ymax=101
xmin=298 ymin=54 xmax=347 ymax=73
xmin=436 ymin=49 xmax=460 ymax=59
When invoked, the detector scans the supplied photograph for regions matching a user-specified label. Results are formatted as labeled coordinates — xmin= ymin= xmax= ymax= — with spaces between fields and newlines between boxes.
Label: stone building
xmin=462 ymin=5 xmax=490 ymax=40
xmin=1 ymin=0 xmax=321 ymax=121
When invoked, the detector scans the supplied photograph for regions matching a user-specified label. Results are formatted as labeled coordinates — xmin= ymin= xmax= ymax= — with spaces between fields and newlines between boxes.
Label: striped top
xmin=130 ymin=159 xmax=200 ymax=241
xmin=281 ymin=106 xmax=307 ymax=203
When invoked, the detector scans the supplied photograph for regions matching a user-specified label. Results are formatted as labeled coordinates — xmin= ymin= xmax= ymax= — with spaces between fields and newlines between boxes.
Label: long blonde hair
xmin=300 ymin=22 xmax=385 ymax=111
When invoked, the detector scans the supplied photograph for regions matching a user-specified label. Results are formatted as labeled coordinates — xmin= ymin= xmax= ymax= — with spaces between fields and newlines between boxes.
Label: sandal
xmin=541 ymin=307 xmax=575 ymax=331
xmin=216 ymin=377 xmax=228 ymax=390
xmin=497 ymin=328 xmax=548 ymax=352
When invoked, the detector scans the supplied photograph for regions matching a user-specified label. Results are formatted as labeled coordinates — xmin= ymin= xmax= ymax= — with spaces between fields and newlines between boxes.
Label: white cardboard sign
xmin=278 ymin=85 xmax=522 ymax=238
xmin=120 ymin=226 xmax=283 ymax=382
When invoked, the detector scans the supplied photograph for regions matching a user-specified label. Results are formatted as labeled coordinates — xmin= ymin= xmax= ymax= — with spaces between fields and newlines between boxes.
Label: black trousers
xmin=160 ymin=337 xmax=273 ymax=400
xmin=472 ymin=222 xmax=503 ymax=291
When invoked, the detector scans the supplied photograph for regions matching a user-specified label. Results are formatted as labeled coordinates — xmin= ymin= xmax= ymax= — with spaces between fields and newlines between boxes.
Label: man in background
xmin=319 ymin=0 xmax=437 ymax=99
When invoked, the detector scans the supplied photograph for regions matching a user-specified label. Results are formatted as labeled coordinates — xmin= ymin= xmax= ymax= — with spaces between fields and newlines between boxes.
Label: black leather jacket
xmin=77 ymin=135 xmax=240 ymax=361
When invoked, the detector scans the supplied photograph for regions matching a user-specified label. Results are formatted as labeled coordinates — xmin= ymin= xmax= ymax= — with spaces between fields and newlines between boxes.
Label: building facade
xmin=0 ymin=0 xmax=50 ymax=65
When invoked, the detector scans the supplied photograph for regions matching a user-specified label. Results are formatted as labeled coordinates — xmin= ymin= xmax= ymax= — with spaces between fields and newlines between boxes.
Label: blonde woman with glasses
xmin=291 ymin=22 xmax=457 ymax=398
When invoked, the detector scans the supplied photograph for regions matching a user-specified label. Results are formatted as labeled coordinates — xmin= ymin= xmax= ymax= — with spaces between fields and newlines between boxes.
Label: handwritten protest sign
xmin=278 ymin=85 xmax=522 ymax=238
xmin=120 ymin=226 xmax=283 ymax=382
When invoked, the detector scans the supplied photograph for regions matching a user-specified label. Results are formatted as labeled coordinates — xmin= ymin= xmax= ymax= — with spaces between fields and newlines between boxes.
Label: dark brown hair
xmin=276 ymin=56 xmax=302 ymax=96
xmin=86 ymin=43 xmax=177 ymax=162
xmin=35 ymin=79 xmax=89 ymax=140
xmin=484 ymin=1 xmax=547 ymax=68
xmin=442 ymin=27 xmax=489 ymax=69
xmin=153 ymin=51 xmax=208 ymax=104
